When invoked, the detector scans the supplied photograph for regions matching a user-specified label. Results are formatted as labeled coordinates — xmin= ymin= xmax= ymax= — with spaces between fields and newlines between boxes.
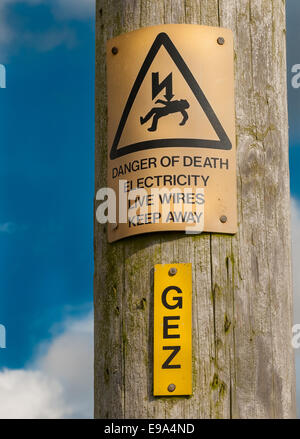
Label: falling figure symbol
xmin=140 ymin=98 xmax=190 ymax=132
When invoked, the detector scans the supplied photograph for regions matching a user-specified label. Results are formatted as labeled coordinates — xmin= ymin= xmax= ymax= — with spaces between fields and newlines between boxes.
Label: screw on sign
xmin=168 ymin=267 xmax=177 ymax=276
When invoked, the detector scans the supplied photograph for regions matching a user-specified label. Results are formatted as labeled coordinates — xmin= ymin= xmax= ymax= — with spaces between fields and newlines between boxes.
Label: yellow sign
xmin=153 ymin=263 xmax=192 ymax=396
xmin=106 ymin=24 xmax=237 ymax=242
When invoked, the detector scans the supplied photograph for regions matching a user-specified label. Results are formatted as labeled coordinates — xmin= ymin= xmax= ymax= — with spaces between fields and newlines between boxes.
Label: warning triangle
xmin=110 ymin=32 xmax=232 ymax=160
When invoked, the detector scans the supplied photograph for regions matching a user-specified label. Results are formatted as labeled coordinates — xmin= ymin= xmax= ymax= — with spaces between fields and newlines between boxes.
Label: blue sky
xmin=0 ymin=11 xmax=94 ymax=369
xmin=287 ymin=0 xmax=300 ymax=198
xmin=0 ymin=0 xmax=94 ymax=417
xmin=0 ymin=0 xmax=300 ymax=419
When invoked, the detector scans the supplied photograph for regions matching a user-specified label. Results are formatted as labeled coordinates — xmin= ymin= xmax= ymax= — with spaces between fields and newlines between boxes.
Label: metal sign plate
xmin=106 ymin=24 xmax=237 ymax=242
xmin=153 ymin=263 xmax=192 ymax=396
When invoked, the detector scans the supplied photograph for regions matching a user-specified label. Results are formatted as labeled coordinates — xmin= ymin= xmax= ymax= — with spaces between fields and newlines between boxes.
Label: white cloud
xmin=0 ymin=0 xmax=42 ymax=44
xmin=0 ymin=311 xmax=93 ymax=419
xmin=0 ymin=222 xmax=16 ymax=233
xmin=0 ymin=370 xmax=68 ymax=419
xmin=22 ymin=27 xmax=77 ymax=52
xmin=0 ymin=1 xmax=14 ymax=49
xmin=291 ymin=197 xmax=300 ymax=417
xmin=35 ymin=312 xmax=94 ymax=418
xmin=53 ymin=0 xmax=94 ymax=21
xmin=0 ymin=0 xmax=94 ymax=56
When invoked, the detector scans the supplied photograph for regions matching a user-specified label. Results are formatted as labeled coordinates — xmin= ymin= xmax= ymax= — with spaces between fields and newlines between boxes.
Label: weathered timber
xmin=95 ymin=0 xmax=296 ymax=419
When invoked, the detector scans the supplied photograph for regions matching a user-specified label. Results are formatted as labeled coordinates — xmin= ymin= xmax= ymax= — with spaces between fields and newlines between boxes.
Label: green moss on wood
xmin=224 ymin=314 xmax=231 ymax=333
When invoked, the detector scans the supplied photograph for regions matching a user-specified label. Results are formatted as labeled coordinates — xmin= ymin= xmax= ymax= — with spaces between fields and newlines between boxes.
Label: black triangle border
xmin=110 ymin=32 xmax=232 ymax=160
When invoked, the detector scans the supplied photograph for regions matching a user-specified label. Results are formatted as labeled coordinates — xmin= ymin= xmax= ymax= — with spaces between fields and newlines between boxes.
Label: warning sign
xmin=106 ymin=24 xmax=237 ymax=242
xmin=153 ymin=263 xmax=192 ymax=396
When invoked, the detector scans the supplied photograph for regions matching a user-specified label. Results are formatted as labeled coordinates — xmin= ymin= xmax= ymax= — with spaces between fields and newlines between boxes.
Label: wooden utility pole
xmin=95 ymin=0 xmax=296 ymax=418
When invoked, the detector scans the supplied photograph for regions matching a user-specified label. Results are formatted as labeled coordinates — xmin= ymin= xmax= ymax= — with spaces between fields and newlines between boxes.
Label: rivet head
xmin=111 ymin=46 xmax=118 ymax=55
xmin=217 ymin=37 xmax=225 ymax=45
xmin=168 ymin=383 xmax=176 ymax=392
xmin=168 ymin=267 xmax=177 ymax=276
xmin=220 ymin=215 xmax=227 ymax=224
